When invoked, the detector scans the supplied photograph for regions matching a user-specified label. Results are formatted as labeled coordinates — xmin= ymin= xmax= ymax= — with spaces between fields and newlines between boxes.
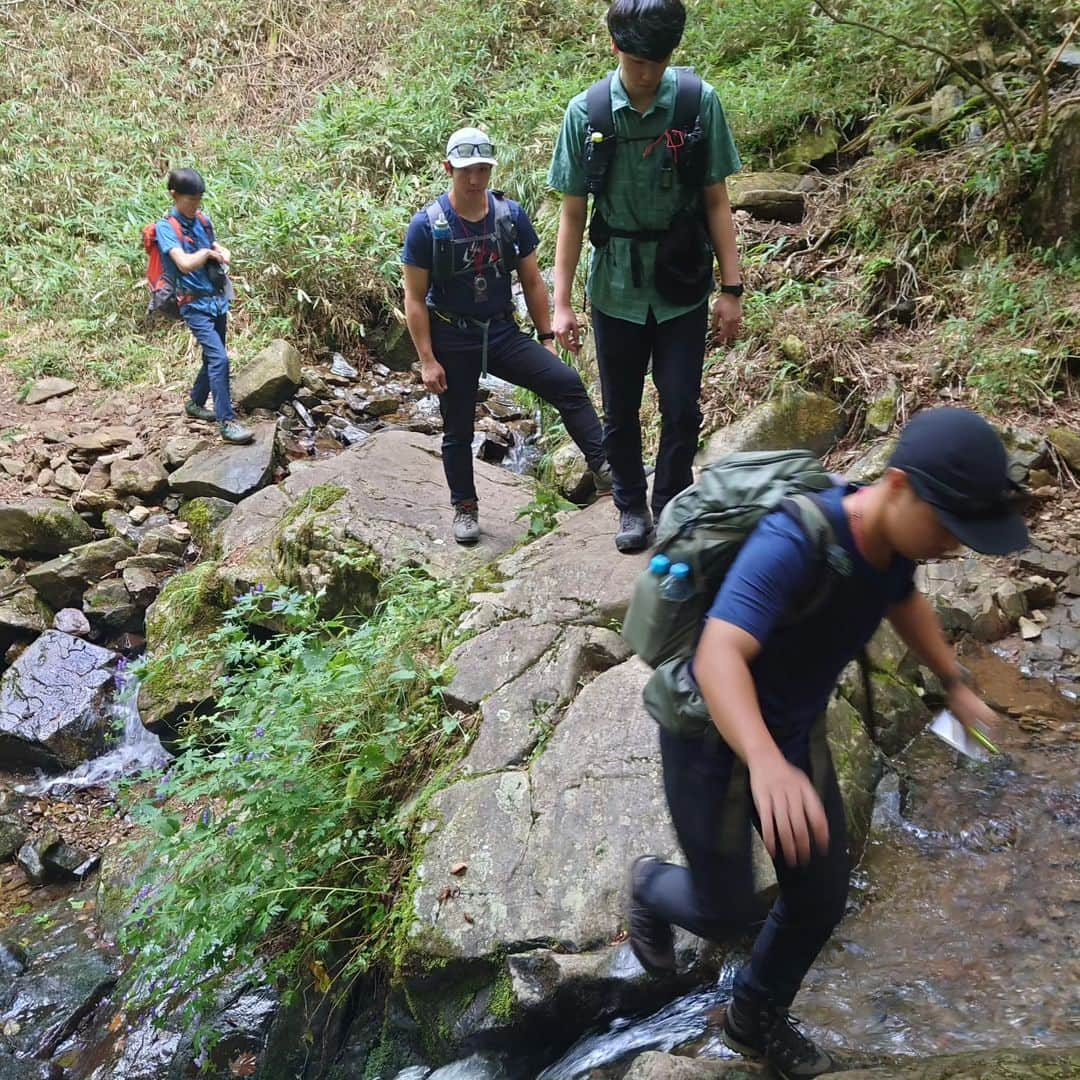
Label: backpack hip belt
xmin=430 ymin=306 xmax=515 ymax=378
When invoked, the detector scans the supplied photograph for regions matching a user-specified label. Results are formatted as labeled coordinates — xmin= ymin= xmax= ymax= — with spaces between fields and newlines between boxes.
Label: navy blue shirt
xmin=401 ymin=192 xmax=539 ymax=320
xmin=704 ymin=485 xmax=915 ymax=747
xmin=155 ymin=210 xmax=228 ymax=318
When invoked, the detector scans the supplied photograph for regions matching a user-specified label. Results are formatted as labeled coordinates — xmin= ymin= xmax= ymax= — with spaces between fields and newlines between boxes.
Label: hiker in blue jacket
xmin=401 ymin=127 xmax=609 ymax=545
xmin=628 ymin=409 xmax=1029 ymax=1079
xmin=156 ymin=168 xmax=253 ymax=445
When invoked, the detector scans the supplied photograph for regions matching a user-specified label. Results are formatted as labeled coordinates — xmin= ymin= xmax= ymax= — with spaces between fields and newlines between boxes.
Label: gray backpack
xmin=621 ymin=450 xmax=865 ymax=738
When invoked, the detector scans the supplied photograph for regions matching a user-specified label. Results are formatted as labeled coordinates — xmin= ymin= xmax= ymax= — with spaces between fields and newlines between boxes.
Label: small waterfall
xmin=19 ymin=677 xmax=172 ymax=796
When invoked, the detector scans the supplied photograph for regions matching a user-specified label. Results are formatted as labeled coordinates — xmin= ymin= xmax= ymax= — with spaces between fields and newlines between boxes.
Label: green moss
xmin=178 ymin=497 xmax=234 ymax=554
xmin=487 ymin=964 xmax=516 ymax=1024
xmin=279 ymin=483 xmax=348 ymax=529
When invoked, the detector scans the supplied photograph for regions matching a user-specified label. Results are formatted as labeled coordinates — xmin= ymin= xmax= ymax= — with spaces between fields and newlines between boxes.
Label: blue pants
xmin=637 ymin=727 xmax=850 ymax=1009
xmin=591 ymin=303 xmax=707 ymax=518
xmin=431 ymin=317 xmax=605 ymax=506
xmin=183 ymin=308 xmax=235 ymax=422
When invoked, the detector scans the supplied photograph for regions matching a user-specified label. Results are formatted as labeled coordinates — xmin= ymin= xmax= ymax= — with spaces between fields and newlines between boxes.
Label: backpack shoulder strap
xmin=423 ymin=196 xmax=445 ymax=230
xmin=584 ymin=74 xmax=616 ymax=197
xmin=672 ymin=67 xmax=702 ymax=133
xmin=490 ymin=191 xmax=519 ymax=274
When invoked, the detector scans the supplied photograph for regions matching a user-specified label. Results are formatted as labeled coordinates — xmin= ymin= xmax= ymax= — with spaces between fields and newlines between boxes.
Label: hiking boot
xmin=723 ymin=998 xmax=833 ymax=1079
xmin=452 ymin=501 xmax=480 ymax=544
xmin=627 ymin=856 xmax=675 ymax=976
xmin=185 ymin=400 xmax=216 ymax=422
xmin=591 ymin=460 xmax=613 ymax=496
xmin=219 ymin=420 xmax=255 ymax=445
xmin=615 ymin=507 xmax=653 ymax=553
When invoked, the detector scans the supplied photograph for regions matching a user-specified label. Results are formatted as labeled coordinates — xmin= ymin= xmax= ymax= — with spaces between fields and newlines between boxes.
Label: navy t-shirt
xmin=401 ymin=192 xmax=539 ymax=320
xmin=703 ymin=485 xmax=916 ymax=748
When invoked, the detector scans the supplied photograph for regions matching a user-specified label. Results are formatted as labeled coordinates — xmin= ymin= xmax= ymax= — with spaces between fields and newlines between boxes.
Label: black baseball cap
xmin=888 ymin=408 xmax=1029 ymax=555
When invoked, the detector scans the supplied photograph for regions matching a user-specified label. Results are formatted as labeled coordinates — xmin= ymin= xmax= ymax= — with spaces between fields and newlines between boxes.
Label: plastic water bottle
xmin=660 ymin=561 xmax=693 ymax=601
xmin=649 ymin=554 xmax=672 ymax=577
xmin=432 ymin=213 xmax=453 ymax=281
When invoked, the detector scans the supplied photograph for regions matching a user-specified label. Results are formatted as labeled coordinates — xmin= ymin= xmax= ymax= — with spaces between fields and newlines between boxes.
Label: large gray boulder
xmin=232 ymin=339 xmax=302 ymax=411
xmin=168 ymin=424 xmax=277 ymax=502
xmin=110 ymin=455 xmax=169 ymax=500
xmin=24 ymin=536 xmax=135 ymax=610
xmin=0 ymin=498 xmax=93 ymax=557
xmin=697 ymin=390 xmax=844 ymax=467
xmin=728 ymin=171 xmax=808 ymax=223
xmin=0 ymin=630 xmax=117 ymax=769
xmin=0 ymin=587 xmax=53 ymax=647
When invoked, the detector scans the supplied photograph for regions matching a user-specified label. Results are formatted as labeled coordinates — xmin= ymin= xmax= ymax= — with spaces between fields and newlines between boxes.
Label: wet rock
xmin=0 ymin=813 xmax=28 ymax=861
xmin=42 ymin=841 xmax=98 ymax=880
xmin=53 ymin=607 xmax=91 ymax=636
xmin=330 ymin=353 xmax=359 ymax=380
xmin=697 ymin=389 xmax=844 ymax=466
xmin=826 ymin=694 xmax=882 ymax=861
xmin=24 ymin=377 xmax=77 ymax=405
xmin=0 ymin=630 xmax=117 ymax=769
xmin=0 ymin=498 xmax=93 ymax=557
xmin=843 ymin=666 xmax=932 ymax=757
xmin=25 ymin=536 xmax=136 ymax=609
xmin=0 ymin=901 xmax=118 ymax=1059
xmin=161 ymin=434 xmax=208 ymax=470
xmin=168 ymin=423 xmax=277 ymax=502
xmin=16 ymin=830 xmax=59 ymax=883
xmin=233 ymin=339 xmax=302 ymax=411
xmin=0 ymin=587 xmax=53 ymax=644
xmin=83 ymin=578 xmax=139 ymax=633
xmin=109 ymin=455 xmax=169 ymax=500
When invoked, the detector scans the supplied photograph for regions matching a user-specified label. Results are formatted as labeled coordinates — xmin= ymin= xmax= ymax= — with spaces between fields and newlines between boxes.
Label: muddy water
xmin=529 ymin=648 xmax=1080 ymax=1077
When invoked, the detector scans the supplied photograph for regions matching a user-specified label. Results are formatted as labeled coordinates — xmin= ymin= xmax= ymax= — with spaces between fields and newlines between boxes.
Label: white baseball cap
xmin=445 ymin=126 xmax=497 ymax=168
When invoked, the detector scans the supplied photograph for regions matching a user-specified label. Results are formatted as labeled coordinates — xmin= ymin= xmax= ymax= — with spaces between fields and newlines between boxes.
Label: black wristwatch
xmin=538 ymin=331 xmax=556 ymax=342
xmin=720 ymin=283 xmax=745 ymax=298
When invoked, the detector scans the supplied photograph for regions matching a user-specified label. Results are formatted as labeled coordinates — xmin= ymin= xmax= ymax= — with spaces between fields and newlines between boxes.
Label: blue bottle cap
xmin=649 ymin=554 xmax=672 ymax=576
xmin=669 ymin=562 xmax=691 ymax=580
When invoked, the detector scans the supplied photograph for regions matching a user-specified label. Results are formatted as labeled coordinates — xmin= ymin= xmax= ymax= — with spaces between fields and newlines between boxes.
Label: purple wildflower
xmin=200 ymin=808 xmax=211 ymax=827
xmin=255 ymin=582 xmax=265 ymax=592
xmin=254 ymin=725 xmax=265 ymax=738
xmin=227 ymin=824 xmax=236 ymax=835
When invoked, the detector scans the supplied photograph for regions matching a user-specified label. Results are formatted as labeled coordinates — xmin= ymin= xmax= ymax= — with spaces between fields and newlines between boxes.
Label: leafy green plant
xmin=515 ymin=485 xmax=577 ymax=538
xmin=119 ymin=569 xmax=467 ymax=1040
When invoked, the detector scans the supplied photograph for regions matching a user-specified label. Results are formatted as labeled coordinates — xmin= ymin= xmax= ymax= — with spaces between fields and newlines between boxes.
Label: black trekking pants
xmin=637 ymin=723 xmax=850 ymax=1009
xmin=431 ymin=316 xmax=605 ymax=506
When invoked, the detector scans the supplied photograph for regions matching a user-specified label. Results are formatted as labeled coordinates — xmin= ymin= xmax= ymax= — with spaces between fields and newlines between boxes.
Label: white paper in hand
xmin=928 ymin=710 xmax=991 ymax=762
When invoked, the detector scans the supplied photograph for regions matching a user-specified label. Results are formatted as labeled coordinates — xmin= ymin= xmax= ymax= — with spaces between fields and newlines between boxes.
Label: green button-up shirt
xmin=548 ymin=66 xmax=741 ymax=325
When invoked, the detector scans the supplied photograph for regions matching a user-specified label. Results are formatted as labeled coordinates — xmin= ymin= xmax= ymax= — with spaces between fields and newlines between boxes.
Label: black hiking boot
xmin=627 ymin=856 xmax=675 ymax=976
xmin=723 ymin=997 xmax=833 ymax=1078
xmin=615 ymin=507 xmax=652 ymax=554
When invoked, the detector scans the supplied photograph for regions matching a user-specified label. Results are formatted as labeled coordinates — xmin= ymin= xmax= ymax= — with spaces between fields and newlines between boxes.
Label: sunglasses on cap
xmin=449 ymin=142 xmax=495 ymax=159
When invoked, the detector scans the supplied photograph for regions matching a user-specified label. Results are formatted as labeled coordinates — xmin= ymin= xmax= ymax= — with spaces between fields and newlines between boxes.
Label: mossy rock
xmin=178 ymin=497 xmax=235 ymax=554
xmin=0 ymin=498 xmax=93 ymax=557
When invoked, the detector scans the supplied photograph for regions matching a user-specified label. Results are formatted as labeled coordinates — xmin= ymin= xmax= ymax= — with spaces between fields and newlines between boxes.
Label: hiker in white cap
xmin=401 ymin=126 xmax=610 ymax=544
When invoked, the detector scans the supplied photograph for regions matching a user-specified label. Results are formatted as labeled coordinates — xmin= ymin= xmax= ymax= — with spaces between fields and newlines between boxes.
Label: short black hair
xmin=167 ymin=168 xmax=206 ymax=197
xmin=606 ymin=0 xmax=686 ymax=62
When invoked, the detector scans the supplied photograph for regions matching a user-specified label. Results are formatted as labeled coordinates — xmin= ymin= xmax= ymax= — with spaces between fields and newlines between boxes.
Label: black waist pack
xmin=654 ymin=208 xmax=713 ymax=306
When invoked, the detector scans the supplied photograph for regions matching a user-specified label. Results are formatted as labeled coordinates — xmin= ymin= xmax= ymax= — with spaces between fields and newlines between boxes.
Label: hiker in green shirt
xmin=549 ymin=0 xmax=744 ymax=553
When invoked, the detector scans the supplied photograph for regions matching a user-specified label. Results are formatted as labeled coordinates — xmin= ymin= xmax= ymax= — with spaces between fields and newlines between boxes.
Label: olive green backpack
xmin=622 ymin=450 xmax=866 ymax=738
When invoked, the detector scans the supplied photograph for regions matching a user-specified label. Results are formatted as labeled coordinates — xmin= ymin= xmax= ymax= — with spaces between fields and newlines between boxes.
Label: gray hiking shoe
xmin=615 ymin=507 xmax=653 ymax=554
xmin=591 ymin=460 xmax=613 ymax=496
xmin=219 ymin=420 xmax=255 ymax=445
xmin=723 ymin=998 xmax=833 ymax=1079
xmin=453 ymin=501 xmax=480 ymax=544
xmin=185 ymin=400 xmax=216 ymax=422
xmin=627 ymin=856 xmax=675 ymax=976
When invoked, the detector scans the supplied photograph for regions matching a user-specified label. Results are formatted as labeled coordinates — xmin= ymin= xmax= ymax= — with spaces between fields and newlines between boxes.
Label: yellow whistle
xmin=591 ymin=131 xmax=605 ymax=144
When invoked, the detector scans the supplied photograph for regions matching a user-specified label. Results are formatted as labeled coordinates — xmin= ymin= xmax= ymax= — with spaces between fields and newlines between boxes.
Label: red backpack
xmin=141 ymin=211 xmax=213 ymax=325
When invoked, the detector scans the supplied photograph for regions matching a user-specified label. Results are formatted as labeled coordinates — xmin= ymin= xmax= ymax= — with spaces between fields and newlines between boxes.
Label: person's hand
xmin=420 ymin=357 xmax=447 ymax=395
xmin=711 ymin=293 xmax=742 ymax=343
xmin=212 ymin=242 xmax=231 ymax=264
xmin=748 ymin=751 xmax=829 ymax=867
xmin=205 ymin=248 xmax=225 ymax=264
xmin=947 ymin=682 xmax=1001 ymax=749
xmin=554 ymin=304 xmax=584 ymax=354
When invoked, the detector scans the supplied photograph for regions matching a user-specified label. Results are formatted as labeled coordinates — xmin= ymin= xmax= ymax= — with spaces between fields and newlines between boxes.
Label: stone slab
xmin=168 ymin=424 xmax=277 ymax=502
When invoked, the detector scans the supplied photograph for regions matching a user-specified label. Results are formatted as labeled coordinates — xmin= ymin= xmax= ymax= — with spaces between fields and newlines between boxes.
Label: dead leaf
xmin=437 ymin=886 xmax=460 ymax=904
xmin=463 ymin=912 xmax=474 ymax=924
xmin=229 ymin=1051 xmax=258 ymax=1077
xmin=450 ymin=861 xmax=468 ymax=876
xmin=309 ymin=959 xmax=331 ymax=994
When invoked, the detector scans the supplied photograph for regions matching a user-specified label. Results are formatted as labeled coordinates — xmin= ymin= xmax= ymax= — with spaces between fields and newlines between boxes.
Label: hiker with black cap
xmin=549 ymin=0 xmax=743 ymax=554
xmin=402 ymin=127 xmax=610 ymax=544
xmin=626 ymin=408 xmax=1029 ymax=1079
xmin=156 ymin=168 xmax=253 ymax=445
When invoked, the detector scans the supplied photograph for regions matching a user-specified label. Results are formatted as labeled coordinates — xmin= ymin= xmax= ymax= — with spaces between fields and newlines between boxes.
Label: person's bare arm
xmin=702 ymin=181 xmax=742 ymax=343
xmin=888 ymin=590 xmax=1000 ymax=738
xmin=694 ymin=618 xmax=829 ymax=866
xmin=552 ymin=195 xmax=587 ymax=353
xmin=517 ymin=252 xmax=556 ymax=353
xmin=168 ymin=245 xmax=221 ymax=275
xmin=402 ymin=264 xmax=446 ymax=394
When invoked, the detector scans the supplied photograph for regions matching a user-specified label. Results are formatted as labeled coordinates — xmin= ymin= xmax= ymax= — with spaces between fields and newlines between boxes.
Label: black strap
xmin=584 ymin=74 xmax=616 ymax=196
